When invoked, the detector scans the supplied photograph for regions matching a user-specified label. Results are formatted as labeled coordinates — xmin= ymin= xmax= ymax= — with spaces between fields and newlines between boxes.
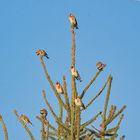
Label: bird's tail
xmin=29 ymin=121 xmax=33 ymax=126
xmin=82 ymin=103 xmax=86 ymax=110
xmin=76 ymin=77 xmax=82 ymax=82
xmin=76 ymin=26 xmax=79 ymax=29
xmin=46 ymin=55 xmax=49 ymax=59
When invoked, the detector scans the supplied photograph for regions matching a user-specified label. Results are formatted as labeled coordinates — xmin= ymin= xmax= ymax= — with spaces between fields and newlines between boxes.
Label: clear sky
xmin=0 ymin=0 xmax=140 ymax=140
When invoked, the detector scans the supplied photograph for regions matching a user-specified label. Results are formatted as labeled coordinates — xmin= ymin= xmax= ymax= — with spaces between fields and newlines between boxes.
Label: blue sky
xmin=0 ymin=0 xmax=140 ymax=139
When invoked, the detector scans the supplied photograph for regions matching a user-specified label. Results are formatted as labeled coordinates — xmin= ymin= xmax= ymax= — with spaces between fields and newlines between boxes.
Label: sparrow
xmin=96 ymin=62 xmax=106 ymax=71
xmin=19 ymin=114 xmax=33 ymax=126
xmin=36 ymin=49 xmax=49 ymax=59
xmin=40 ymin=108 xmax=48 ymax=119
xmin=55 ymin=82 xmax=64 ymax=94
xmin=69 ymin=13 xmax=78 ymax=29
xmin=75 ymin=96 xmax=85 ymax=109
xmin=70 ymin=66 xmax=82 ymax=82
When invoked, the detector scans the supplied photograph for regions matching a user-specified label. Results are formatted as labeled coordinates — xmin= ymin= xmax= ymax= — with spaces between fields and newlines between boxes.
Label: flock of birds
xmin=18 ymin=14 xmax=106 ymax=126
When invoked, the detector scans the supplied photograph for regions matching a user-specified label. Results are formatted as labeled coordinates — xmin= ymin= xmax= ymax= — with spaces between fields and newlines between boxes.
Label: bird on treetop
xmin=55 ymin=82 xmax=64 ymax=94
xmin=19 ymin=114 xmax=33 ymax=126
xmin=69 ymin=13 xmax=79 ymax=30
xmin=36 ymin=49 xmax=49 ymax=59
xmin=70 ymin=66 xmax=82 ymax=82
xmin=40 ymin=108 xmax=48 ymax=119
xmin=75 ymin=96 xmax=85 ymax=109
xmin=96 ymin=62 xmax=106 ymax=71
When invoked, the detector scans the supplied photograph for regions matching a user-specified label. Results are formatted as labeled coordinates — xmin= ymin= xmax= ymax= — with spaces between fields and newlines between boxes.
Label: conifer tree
xmin=1 ymin=14 xmax=126 ymax=140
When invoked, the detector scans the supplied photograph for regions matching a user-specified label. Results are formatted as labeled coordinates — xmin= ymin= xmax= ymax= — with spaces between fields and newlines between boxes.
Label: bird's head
xmin=56 ymin=82 xmax=59 ymax=85
xmin=96 ymin=62 xmax=102 ymax=66
xmin=69 ymin=13 xmax=72 ymax=17
xmin=36 ymin=50 xmax=41 ymax=55
xmin=40 ymin=108 xmax=48 ymax=116
xmin=76 ymin=96 xmax=81 ymax=100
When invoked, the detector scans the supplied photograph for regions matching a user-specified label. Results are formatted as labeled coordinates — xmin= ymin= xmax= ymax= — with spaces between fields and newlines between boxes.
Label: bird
xmin=36 ymin=49 xmax=49 ymax=59
xmin=40 ymin=108 xmax=48 ymax=119
xmin=19 ymin=114 xmax=33 ymax=126
xmin=55 ymin=82 xmax=64 ymax=94
xmin=69 ymin=13 xmax=78 ymax=30
xmin=96 ymin=62 xmax=106 ymax=71
xmin=75 ymin=96 xmax=85 ymax=109
xmin=70 ymin=66 xmax=82 ymax=82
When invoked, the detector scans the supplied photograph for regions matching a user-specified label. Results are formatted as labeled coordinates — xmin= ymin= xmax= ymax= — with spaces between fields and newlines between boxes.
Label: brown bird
xmin=70 ymin=66 xmax=82 ymax=82
xmin=69 ymin=13 xmax=78 ymax=29
xmin=96 ymin=62 xmax=106 ymax=71
xmin=40 ymin=108 xmax=48 ymax=119
xmin=36 ymin=49 xmax=49 ymax=59
xmin=55 ymin=82 xmax=64 ymax=94
xmin=75 ymin=96 xmax=85 ymax=109
xmin=19 ymin=114 xmax=33 ymax=126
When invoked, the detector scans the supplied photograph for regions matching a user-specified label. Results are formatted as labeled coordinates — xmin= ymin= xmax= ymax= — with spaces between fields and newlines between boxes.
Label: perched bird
xmin=36 ymin=49 xmax=49 ymax=59
xmin=96 ymin=62 xmax=106 ymax=71
xmin=40 ymin=108 xmax=48 ymax=119
xmin=75 ymin=96 xmax=85 ymax=109
xmin=19 ymin=114 xmax=33 ymax=126
xmin=69 ymin=13 xmax=78 ymax=29
xmin=70 ymin=66 xmax=82 ymax=82
xmin=55 ymin=82 xmax=64 ymax=94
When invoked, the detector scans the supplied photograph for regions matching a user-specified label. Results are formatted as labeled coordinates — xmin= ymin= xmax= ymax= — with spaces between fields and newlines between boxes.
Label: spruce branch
xmin=13 ymin=110 xmax=35 ymax=140
xmin=0 ymin=115 xmax=8 ymax=140
xmin=104 ymin=105 xmax=126 ymax=128
xmin=56 ymin=120 xmax=71 ymax=134
xmin=115 ymin=114 xmax=124 ymax=131
xmin=40 ymin=57 xmax=67 ymax=110
xmin=41 ymin=117 xmax=45 ymax=140
xmin=105 ymin=127 xmax=118 ymax=134
xmin=42 ymin=91 xmax=60 ymax=122
xmin=90 ymin=125 xmax=116 ymax=138
xmin=80 ymin=111 xmax=102 ymax=129
xmin=71 ymin=29 xmax=77 ymax=140
xmin=58 ymin=102 xmax=63 ymax=140
xmin=80 ymin=70 xmax=102 ymax=99
xmin=105 ymin=105 xmax=117 ymax=126
xmin=110 ymin=114 xmax=124 ymax=140
xmin=75 ymin=107 xmax=80 ymax=140
xmin=42 ymin=91 xmax=70 ymax=135
xmin=45 ymin=120 xmax=49 ymax=140
xmin=110 ymin=105 xmax=126 ymax=123
xmin=36 ymin=116 xmax=57 ymax=132
xmin=59 ymin=101 xmax=63 ymax=122
xmin=82 ymin=75 xmax=111 ymax=111
xmin=63 ymin=75 xmax=71 ymax=122
xmin=103 ymin=75 xmax=113 ymax=123
xmin=89 ymin=134 xmax=95 ymax=140
xmin=71 ymin=29 xmax=76 ymax=67
xmin=85 ymin=128 xmax=100 ymax=138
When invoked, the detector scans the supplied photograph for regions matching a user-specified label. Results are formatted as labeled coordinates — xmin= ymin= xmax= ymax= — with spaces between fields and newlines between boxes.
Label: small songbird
xmin=40 ymin=108 xmax=48 ymax=119
xmin=69 ymin=13 xmax=78 ymax=29
xmin=55 ymin=82 xmax=64 ymax=94
xmin=36 ymin=49 xmax=49 ymax=59
xmin=75 ymin=96 xmax=85 ymax=109
xmin=96 ymin=62 xmax=106 ymax=71
xmin=70 ymin=66 xmax=82 ymax=82
xmin=19 ymin=114 xmax=33 ymax=126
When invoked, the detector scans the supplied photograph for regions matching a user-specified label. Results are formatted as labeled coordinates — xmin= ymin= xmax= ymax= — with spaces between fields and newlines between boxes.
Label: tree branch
xmin=0 ymin=115 xmax=8 ymax=140
xmin=40 ymin=57 xmax=67 ymax=110
xmin=13 ymin=110 xmax=35 ymax=140
xmin=80 ymin=70 xmax=102 ymax=99
xmin=82 ymin=75 xmax=110 ymax=111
